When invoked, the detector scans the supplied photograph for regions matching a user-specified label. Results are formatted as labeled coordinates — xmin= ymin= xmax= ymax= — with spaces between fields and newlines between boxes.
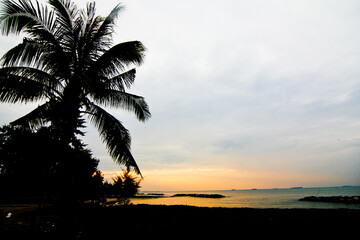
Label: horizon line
xmin=140 ymin=185 xmax=359 ymax=192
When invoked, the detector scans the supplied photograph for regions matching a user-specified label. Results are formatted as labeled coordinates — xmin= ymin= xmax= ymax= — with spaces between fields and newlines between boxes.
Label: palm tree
xmin=0 ymin=0 xmax=150 ymax=174
xmin=111 ymin=169 xmax=141 ymax=205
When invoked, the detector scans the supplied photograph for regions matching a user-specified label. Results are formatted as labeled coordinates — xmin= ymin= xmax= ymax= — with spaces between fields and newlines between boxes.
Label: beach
xmin=88 ymin=204 xmax=360 ymax=237
xmin=2 ymin=186 xmax=360 ymax=238
xmin=1 ymin=204 xmax=359 ymax=239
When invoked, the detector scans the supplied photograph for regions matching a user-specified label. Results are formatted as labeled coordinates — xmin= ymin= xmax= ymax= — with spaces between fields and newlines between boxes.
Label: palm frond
xmin=94 ymin=3 xmax=123 ymax=48
xmin=11 ymin=101 xmax=52 ymax=129
xmin=0 ymin=66 xmax=63 ymax=93
xmin=0 ymin=0 xmax=40 ymax=35
xmin=0 ymin=0 xmax=56 ymax=38
xmin=0 ymin=5 xmax=70 ymax=77
xmin=91 ymin=90 xmax=151 ymax=122
xmin=48 ymin=0 xmax=78 ymax=51
xmin=100 ymin=3 xmax=123 ymax=34
xmin=77 ymin=12 xmax=103 ymax=65
xmin=108 ymin=68 xmax=136 ymax=91
xmin=0 ymin=69 xmax=56 ymax=103
xmin=85 ymin=1 xmax=96 ymax=20
xmin=93 ymin=41 xmax=146 ymax=77
xmin=1 ymin=38 xmax=43 ymax=67
xmin=0 ymin=36 xmax=68 ymax=76
xmin=85 ymin=101 xmax=141 ymax=175
xmin=77 ymin=3 xmax=124 ymax=68
xmin=48 ymin=0 xmax=76 ymax=31
xmin=85 ymin=68 xmax=136 ymax=94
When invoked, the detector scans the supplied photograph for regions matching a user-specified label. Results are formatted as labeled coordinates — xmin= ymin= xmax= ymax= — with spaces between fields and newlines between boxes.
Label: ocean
xmin=131 ymin=186 xmax=360 ymax=209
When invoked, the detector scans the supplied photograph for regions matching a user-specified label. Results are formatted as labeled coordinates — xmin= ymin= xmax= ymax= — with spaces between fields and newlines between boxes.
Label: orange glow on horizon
xmin=135 ymin=167 xmax=342 ymax=191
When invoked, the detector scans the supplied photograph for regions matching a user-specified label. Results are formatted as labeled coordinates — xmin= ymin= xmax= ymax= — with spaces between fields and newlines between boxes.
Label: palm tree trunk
xmin=51 ymin=80 xmax=83 ymax=147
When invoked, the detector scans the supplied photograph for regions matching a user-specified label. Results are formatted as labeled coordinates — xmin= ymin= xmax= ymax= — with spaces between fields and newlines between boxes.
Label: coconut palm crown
xmin=0 ymin=0 xmax=151 ymax=174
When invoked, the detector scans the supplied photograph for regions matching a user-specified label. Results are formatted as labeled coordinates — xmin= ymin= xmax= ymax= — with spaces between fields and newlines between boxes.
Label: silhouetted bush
xmin=0 ymin=125 xmax=102 ymax=204
xmin=109 ymin=170 xmax=141 ymax=205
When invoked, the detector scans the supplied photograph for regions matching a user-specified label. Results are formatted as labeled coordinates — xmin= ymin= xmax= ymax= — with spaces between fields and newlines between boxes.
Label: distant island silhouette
xmin=133 ymin=193 xmax=226 ymax=199
xmin=172 ymin=193 xmax=225 ymax=198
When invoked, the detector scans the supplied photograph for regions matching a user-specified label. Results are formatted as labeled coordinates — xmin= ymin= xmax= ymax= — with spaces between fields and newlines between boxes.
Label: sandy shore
xmin=1 ymin=204 xmax=359 ymax=238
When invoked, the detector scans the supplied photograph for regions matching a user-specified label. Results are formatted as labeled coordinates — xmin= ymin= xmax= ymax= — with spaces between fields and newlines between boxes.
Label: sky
xmin=0 ymin=0 xmax=359 ymax=191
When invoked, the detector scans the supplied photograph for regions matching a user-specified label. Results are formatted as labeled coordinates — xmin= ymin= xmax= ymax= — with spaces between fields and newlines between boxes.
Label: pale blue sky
xmin=0 ymin=0 xmax=359 ymax=190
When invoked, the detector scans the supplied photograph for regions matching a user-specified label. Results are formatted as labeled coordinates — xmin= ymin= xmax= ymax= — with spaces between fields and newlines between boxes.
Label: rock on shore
xmin=171 ymin=193 xmax=225 ymax=198
xmin=299 ymin=195 xmax=360 ymax=204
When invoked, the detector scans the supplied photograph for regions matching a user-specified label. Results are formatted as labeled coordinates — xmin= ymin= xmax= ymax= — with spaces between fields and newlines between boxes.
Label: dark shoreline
xmin=1 ymin=204 xmax=360 ymax=238
xmin=299 ymin=195 xmax=360 ymax=204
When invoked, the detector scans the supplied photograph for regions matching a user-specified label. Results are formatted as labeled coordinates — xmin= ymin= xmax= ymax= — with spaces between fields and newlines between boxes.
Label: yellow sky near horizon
xmin=102 ymin=167 xmax=345 ymax=191
xmin=99 ymin=143 xmax=359 ymax=191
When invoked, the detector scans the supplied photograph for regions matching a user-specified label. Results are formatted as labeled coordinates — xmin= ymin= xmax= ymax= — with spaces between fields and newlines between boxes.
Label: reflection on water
xmin=130 ymin=187 xmax=360 ymax=209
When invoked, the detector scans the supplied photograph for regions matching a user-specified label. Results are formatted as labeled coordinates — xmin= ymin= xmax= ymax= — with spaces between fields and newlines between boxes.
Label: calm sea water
xmin=131 ymin=186 xmax=360 ymax=209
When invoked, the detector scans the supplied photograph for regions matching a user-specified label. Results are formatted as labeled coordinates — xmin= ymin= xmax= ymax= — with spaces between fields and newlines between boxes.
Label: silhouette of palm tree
xmin=0 ymin=0 xmax=150 ymax=174
xmin=112 ymin=170 xmax=141 ymax=205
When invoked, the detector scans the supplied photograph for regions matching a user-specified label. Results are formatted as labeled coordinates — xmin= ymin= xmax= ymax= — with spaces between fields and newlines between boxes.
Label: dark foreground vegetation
xmin=1 ymin=204 xmax=359 ymax=239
